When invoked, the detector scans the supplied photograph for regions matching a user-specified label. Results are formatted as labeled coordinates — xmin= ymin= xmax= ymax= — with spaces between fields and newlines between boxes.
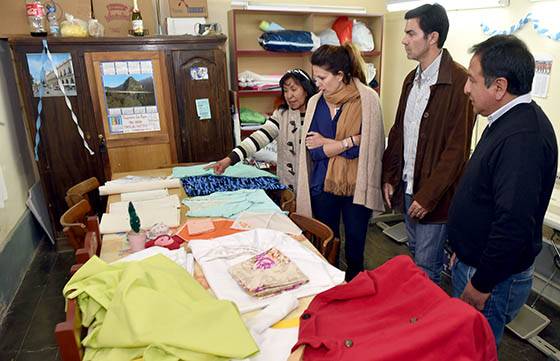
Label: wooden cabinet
xmin=228 ymin=10 xmax=384 ymax=115
xmin=9 ymin=36 xmax=232 ymax=236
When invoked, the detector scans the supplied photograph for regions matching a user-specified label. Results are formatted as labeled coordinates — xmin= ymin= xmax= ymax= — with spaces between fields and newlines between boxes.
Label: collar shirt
xmin=487 ymin=93 xmax=532 ymax=127
xmin=292 ymin=255 xmax=497 ymax=361
xmin=402 ymin=52 xmax=442 ymax=195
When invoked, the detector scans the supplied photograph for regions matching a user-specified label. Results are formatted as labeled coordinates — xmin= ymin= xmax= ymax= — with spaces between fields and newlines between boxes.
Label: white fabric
xmin=352 ymin=20 xmax=374 ymax=51
xmin=244 ymin=293 xmax=298 ymax=334
xmin=99 ymin=176 xmax=181 ymax=196
xmin=189 ymin=228 xmax=345 ymax=313
xmin=232 ymin=211 xmax=302 ymax=235
xmin=120 ymin=189 xmax=169 ymax=202
xmin=487 ymin=93 xmax=532 ymax=127
xmin=99 ymin=206 xmax=180 ymax=234
xmin=235 ymin=293 xmax=299 ymax=361
xmin=318 ymin=28 xmax=340 ymax=46
xmin=113 ymin=246 xmax=195 ymax=275
xmin=109 ymin=195 xmax=180 ymax=214
xmin=402 ymin=51 xmax=442 ymax=195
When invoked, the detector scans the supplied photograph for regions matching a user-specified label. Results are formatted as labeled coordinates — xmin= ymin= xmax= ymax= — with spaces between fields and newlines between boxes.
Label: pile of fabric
xmin=64 ymin=255 xmax=258 ymax=361
xmin=229 ymin=247 xmax=309 ymax=297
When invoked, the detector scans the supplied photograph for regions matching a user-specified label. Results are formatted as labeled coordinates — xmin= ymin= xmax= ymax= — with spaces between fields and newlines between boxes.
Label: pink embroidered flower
xmin=254 ymin=253 xmax=276 ymax=269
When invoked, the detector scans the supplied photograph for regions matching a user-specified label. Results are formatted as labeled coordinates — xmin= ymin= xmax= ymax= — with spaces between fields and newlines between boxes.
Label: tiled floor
xmin=0 ymin=224 xmax=559 ymax=361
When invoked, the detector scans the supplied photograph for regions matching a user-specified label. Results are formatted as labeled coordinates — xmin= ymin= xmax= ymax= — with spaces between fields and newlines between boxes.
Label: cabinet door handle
xmin=98 ymin=134 xmax=107 ymax=153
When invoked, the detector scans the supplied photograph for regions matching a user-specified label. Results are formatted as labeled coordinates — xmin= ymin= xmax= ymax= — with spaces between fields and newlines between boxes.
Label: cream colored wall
xmin=0 ymin=42 xmax=36 ymax=250
xmin=382 ymin=0 xmax=560 ymax=141
xmin=207 ymin=0 xmax=387 ymax=31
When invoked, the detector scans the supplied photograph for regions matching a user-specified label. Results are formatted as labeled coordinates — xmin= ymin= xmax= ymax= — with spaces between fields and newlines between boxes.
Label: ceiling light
xmin=386 ymin=0 xmax=509 ymax=12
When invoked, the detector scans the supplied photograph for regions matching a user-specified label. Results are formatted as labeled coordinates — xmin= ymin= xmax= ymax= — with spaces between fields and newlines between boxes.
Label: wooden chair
xmin=74 ymin=227 xmax=100 ymax=265
xmin=55 ymin=297 xmax=85 ymax=361
xmin=65 ymin=177 xmax=100 ymax=208
xmin=60 ymin=200 xmax=100 ymax=251
xmin=266 ymin=189 xmax=296 ymax=212
xmin=289 ymin=213 xmax=339 ymax=266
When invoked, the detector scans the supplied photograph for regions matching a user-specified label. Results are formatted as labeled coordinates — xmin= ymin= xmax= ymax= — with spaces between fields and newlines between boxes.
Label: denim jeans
xmin=311 ymin=191 xmax=372 ymax=281
xmin=452 ymin=258 xmax=534 ymax=345
xmin=404 ymin=193 xmax=447 ymax=284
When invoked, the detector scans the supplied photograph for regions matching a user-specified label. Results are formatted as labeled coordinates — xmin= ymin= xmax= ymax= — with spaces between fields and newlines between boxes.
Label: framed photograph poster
xmin=85 ymin=51 xmax=177 ymax=172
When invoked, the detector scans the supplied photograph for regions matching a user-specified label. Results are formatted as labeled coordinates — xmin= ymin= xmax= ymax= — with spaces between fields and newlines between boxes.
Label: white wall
xmin=0 ymin=41 xmax=36 ymax=251
xmin=382 ymin=0 xmax=560 ymax=141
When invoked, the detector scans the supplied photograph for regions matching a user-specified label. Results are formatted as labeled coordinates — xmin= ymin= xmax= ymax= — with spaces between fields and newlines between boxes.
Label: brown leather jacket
xmin=382 ymin=49 xmax=475 ymax=223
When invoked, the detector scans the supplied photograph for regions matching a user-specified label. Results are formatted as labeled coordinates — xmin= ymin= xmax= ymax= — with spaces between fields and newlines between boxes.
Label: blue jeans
xmin=452 ymin=258 xmax=534 ymax=345
xmin=311 ymin=191 xmax=372 ymax=281
xmin=404 ymin=193 xmax=447 ymax=284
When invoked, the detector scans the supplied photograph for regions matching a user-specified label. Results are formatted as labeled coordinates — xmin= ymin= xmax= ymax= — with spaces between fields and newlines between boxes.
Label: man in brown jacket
xmin=382 ymin=4 xmax=475 ymax=284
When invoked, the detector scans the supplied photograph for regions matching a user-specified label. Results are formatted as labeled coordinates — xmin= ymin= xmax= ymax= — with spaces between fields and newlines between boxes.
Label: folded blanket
xmin=229 ymin=248 xmax=309 ymax=298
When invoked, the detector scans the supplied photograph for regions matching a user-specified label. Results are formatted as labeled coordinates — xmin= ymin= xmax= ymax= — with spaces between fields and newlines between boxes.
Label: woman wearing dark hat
xmin=206 ymin=68 xmax=317 ymax=191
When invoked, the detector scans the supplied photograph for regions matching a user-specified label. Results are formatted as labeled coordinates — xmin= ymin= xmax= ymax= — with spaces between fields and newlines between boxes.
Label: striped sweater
xmin=228 ymin=108 xmax=305 ymax=190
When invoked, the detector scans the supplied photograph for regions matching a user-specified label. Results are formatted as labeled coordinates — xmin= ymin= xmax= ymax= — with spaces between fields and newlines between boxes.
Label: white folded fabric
xmin=189 ymin=228 xmax=345 ymax=313
xmin=109 ymin=195 xmax=180 ymax=214
xmin=232 ymin=211 xmax=302 ymax=235
xmin=120 ymin=189 xmax=169 ymax=202
xmin=235 ymin=293 xmax=299 ymax=361
xmin=99 ymin=206 xmax=180 ymax=234
xmin=99 ymin=178 xmax=181 ymax=196
xmin=114 ymin=246 xmax=194 ymax=275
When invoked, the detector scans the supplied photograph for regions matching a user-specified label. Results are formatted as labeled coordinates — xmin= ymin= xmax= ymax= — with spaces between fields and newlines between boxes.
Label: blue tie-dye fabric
xmin=180 ymin=175 xmax=287 ymax=197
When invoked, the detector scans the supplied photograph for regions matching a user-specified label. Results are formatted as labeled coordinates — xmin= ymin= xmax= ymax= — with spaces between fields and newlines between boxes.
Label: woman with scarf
xmin=296 ymin=44 xmax=385 ymax=281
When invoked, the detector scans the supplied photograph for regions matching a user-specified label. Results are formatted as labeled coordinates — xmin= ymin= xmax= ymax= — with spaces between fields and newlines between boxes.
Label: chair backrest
xmin=60 ymin=200 xmax=93 ymax=250
xmin=55 ymin=298 xmax=84 ymax=361
xmin=279 ymin=189 xmax=296 ymax=213
xmin=288 ymin=213 xmax=339 ymax=266
xmin=75 ymin=234 xmax=98 ymax=265
xmin=266 ymin=189 xmax=296 ymax=212
xmin=65 ymin=177 xmax=100 ymax=208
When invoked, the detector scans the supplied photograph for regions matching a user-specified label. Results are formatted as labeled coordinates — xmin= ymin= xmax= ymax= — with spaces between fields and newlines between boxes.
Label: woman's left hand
xmin=305 ymin=131 xmax=332 ymax=149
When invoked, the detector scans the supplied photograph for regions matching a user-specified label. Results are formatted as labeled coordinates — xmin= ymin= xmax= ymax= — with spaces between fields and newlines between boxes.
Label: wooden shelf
xmin=238 ymin=89 xmax=282 ymax=97
xmin=237 ymin=49 xmax=381 ymax=57
xmin=237 ymin=50 xmax=311 ymax=57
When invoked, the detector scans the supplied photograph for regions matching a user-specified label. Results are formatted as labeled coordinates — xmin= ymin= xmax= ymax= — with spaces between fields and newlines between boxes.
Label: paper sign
xmin=532 ymin=55 xmax=553 ymax=99
xmin=101 ymin=60 xmax=161 ymax=134
xmin=195 ymin=98 xmax=211 ymax=120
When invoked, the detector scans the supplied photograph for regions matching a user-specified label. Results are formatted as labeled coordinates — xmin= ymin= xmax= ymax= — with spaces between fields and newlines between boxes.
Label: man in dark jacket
xmin=448 ymin=35 xmax=558 ymax=345
xmin=382 ymin=4 xmax=475 ymax=283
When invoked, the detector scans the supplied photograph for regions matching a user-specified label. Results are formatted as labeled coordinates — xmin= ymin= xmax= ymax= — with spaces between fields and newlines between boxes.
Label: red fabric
xmin=145 ymin=235 xmax=183 ymax=250
xmin=293 ymin=255 xmax=497 ymax=361
xmin=331 ymin=16 xmax=352 ymax=44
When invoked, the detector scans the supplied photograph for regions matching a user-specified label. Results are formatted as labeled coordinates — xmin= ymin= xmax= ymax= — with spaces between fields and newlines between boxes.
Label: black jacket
xmin=448 ymin=101 xmax=557 ymax=293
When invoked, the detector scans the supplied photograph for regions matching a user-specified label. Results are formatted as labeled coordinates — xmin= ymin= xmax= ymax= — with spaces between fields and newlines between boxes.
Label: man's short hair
xmin=469 ymin=35 xmax=535 ymax=96
xmin=404 ymin=3 xmax=449 ymax=48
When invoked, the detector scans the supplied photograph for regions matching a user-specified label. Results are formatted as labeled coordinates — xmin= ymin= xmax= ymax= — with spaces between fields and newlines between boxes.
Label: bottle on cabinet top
xmin=131 ymin=0 xmax=144 ymax=37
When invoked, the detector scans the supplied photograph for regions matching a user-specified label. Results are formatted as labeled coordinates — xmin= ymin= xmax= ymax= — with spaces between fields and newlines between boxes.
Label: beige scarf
xmin=323 ymin=82 xmax=362 ymax=196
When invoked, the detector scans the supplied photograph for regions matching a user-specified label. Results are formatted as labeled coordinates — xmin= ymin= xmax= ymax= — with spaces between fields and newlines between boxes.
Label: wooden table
xmin=99 ymin=167 xmax=316 ymax=359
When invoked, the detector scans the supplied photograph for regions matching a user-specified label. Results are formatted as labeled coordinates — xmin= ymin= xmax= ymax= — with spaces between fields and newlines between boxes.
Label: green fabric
xmin=63 ymin=255 xmax=258 ymax=361
xmin=183 ymin=189 xmax=282 ymax=218
xmin=239 ymin=107 xmax=267 ymax=124
xmin=172 ymin=163 xmax=276 ymax=179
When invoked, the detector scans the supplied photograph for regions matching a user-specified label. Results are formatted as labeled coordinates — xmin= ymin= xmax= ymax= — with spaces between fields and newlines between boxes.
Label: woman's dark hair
xmin=278 ymin=68 xmax=317 ymax=110
xmin=405 ymin=3 xmax=449 ymax=48
xmin=310 ymin=43 xmax=367 ymax=84
xmin=469 ymin=35 xmax=535 ymax=95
